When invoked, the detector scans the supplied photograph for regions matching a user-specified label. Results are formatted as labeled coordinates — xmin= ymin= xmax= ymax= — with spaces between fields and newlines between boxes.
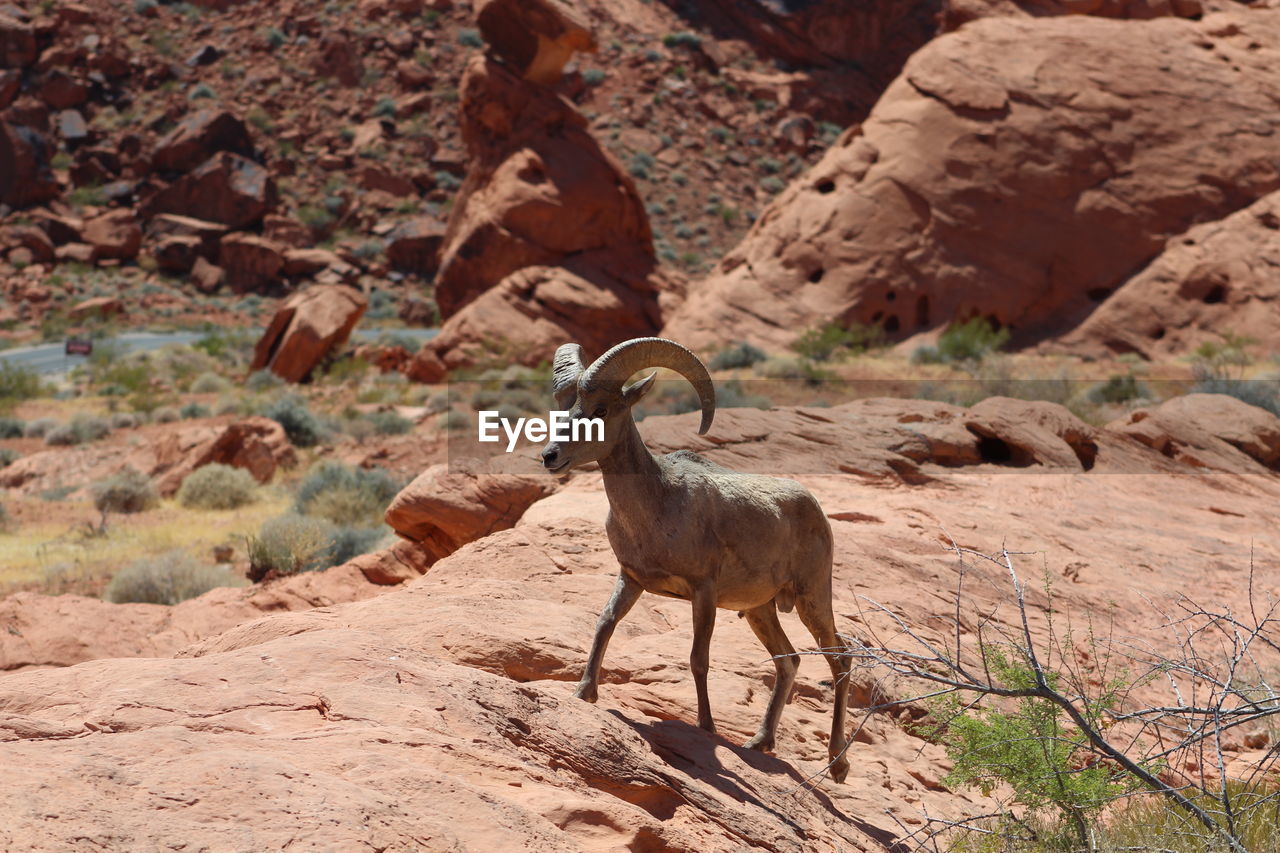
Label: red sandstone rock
xmin=67 ymin=296 xmax=124 ymax=321
xmin=250 ymin=284 xmax=368 ymax=382
xmin=1053 ymin=190 xmax=1280 ymax=358
xmin=313 ymin=32 xmax=363 ymax=86
xmin=152 ymin=109 xmax=255 ymax=174
xmin=664 ymin=11 xmax=1280 ymax=353
xmin=140 ymin=416 xmax=299 ymax=496
xmin=384 ymin=215 xmax=444 ymax=277
xmin=475 ymin=0 xmax=596 ymax=84
xmin=141 ymin=152 xmax=277 ymax=229
xmin=0 ymin=122 xmax=59 ymax=209
xmin=82 ymin=209 xmax=142 ymax=260
xmin=218 ymin=233 xmax=284 ymax=293
xmin=0 ymin=13 xmax=36 ymax=69
xmin=384 ymin=462 xmax=556 ymax=558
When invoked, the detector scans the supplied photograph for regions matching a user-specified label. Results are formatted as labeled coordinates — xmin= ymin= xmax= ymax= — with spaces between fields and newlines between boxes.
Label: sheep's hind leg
xmin=797 ymin=598 xmax=851 ymax=783
xmin=742 ymin=600 xmax=798 ymax=753
xmin=575 ymin=572 xmax=643 ymax=703
xmin=690 ymin=585 xmax=718 ymax=733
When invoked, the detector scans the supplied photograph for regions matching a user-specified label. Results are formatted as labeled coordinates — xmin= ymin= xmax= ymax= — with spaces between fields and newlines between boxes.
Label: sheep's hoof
xmin=829 ymin=758 xmax=850 ymax=784
xmin=698 ymin=718 xmax=717 ymax=735
xmin=574 ymin=684 xmax=598 ymax=703
xmin=743 ymin=732 xmax=774 ymax=752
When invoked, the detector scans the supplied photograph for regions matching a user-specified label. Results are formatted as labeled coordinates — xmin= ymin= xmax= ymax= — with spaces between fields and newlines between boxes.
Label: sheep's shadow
xmin=608 ymin=711 xmax=900 ymax=848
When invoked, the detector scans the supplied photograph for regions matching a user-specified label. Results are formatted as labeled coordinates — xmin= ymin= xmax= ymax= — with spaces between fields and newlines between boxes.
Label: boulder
xmin=190 ymin=256 xmax=225 ymax=294
xmin=406 ymin=256 xmax=666 ymax=379
xmin=82 ymin=209 xmax=142 ymax=261
xmin=152 ymin=234 xmax=202 ymax=272
xmin=35 ymin=70 xmax=89 ymax=109
xmin=434 ymin=55 xmax=658 ymax=319
xmin=152 ymin=109 xmax=255 ymax=174
xmin=261 ymin=214 xmax=312 ymax=248
xmin=0 ymin=13 xmax=36 ymax=69
xmin=146 ymin=213 xmax=227 ymax=258
xmin=250 ymin=285 xmax=368 ymax=382
xmin=141 ymin=152 xmax=277 ymax=229
xmin=0 ymin=224 xmax=54 ymax=263
xmin=0 ymin=122 xmax=59 ymax=209
xmin=475 ymin=0 xmax=596 ymax=84
xmin=218 ymin=233 xmax=285 ymax=293
xmin=0 ymin=68 xmax=20 ymax=108
xmin=313 ymin=32 xmax=363 ymax=86
xmin=384 ymin=216 xmax=445 ymax=276
xmin=141 ymin=416 xmax=299 ymax=496
xmin=1109 ymin=394 xmax=1280 ymax=473
xmin=282 ymin=247 xmax=351 ymax=278
xmin=384 ymin=462 xmax=555 ymax=559
xmin=1053 ymin=190 xmax=1280 ymax=358
xmin=663 ymin=11 xmax=1280 ymax=352
xmin=67 ymin=296 xmax=124 ymax=321
xmin=32 ymin=212 xmax=83 ymax=245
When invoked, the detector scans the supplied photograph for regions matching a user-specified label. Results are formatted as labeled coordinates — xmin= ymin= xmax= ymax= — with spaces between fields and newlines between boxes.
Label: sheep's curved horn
xmin=552 ymin=343 xmax=587 ymax=408
xmin=581 ymin=337 xmax=715 ymax=434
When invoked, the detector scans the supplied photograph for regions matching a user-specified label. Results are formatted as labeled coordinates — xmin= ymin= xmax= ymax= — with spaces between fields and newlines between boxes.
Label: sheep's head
xmin=540 ymin=337 xmax=715 ymax=474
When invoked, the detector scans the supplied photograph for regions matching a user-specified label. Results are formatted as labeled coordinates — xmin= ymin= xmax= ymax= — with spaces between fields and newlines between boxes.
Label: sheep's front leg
xmin=690 ymin=586 xmax=717 ymax=733
xmin=575 ymin=572 xmax=643 ymax=703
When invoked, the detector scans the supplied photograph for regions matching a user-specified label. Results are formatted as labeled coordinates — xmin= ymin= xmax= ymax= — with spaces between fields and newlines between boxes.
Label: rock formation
xmin=251 ymin=284 xmax=368 ymax=382
xmin=664 ymin=11 xmax=1280 ymax=353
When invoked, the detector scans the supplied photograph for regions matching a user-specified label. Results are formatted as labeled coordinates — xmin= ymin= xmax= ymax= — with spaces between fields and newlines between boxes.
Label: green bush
xmin=180 ymin=401 xmax=211 ymax=419
xmin=264 ymin=395 xmax=326 ymax=447
xmin=190 ymin=372 xmax=231 ymax=394
xmin=92 ymin=467 xmax=159 ymax=515
xmin=153 ymin=406 xmax=180 ymax=424
xmin=0 ymin=448 xmax=18 ymax=468
xmin=753 ymin=356 xmax=831 ymax=386
xmin=792 ymin=322 xmax=884 ymax=362
xmin=913 ymin=317 xmax=1009 ymax=365
xmin=439 ymin=409 xmax=471 ymax=432
xmin=0 ymin=416 xmax=23 ymax=438
xmin=104 ymin=552 xmax=245 ymax=605
xmin=1088 ymin=374 xmax=1149 ymax=405
xmin=246 ymin=369 xmax=284 ymax=392
xmin=709 ymin=342 xmax=767 ymax=371
xmin=662 ymin=31 xmax=701 ymax=48
xmin=294 ymin=462 xmax=398 ymax=527
xmin=0 ymin=361 xmax=42 ymax=409
xmin=582 ymin=68 xmax=606 ymax=86
xmin=247 ymin=514 xmax=337 ymax=581
xmin=368 ymin=411 xmax=413 ymax=436
xmin=45 ymin=414 xmax=112 ymax=446
xmin=932 ymin=648 xmax=1138 ymax=850
xmin=23 ymin=417 xmax=57 ymax=438
xmin=329 ymin=525 xmax=388 ymax=566
xmin=1191 ymin=377 xmax=1280 ymax=417
xmin=456 ymin=27 xmax=483 ymax=47
xmin=177 ymin=464 xmax=258 ymax=510
xmin=110 ymin=412 xmax=140 ymax=429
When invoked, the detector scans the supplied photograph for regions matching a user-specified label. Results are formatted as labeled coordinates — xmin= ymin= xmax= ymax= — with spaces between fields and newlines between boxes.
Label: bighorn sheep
xmin=540 ymin=336 xmax=851 ymax=782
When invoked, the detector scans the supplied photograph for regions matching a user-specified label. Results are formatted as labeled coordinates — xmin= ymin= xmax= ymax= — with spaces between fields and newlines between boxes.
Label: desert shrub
xmin=1191 ymin=376 xmax=1280 ymax=418
xmin=913 ymin=317 xmax=1010 ymax=365
xmin=110 ymin=412 xmax=140 ymax=429
xmin=438 ymin=409 xmax=471 ymax=432
xmin=104 ymin=552 xmax=245 ymax=605
xmin=716 ymin=379 xmax=772 ymax=410
xmin=368 ymin=411 xmax=413 ymax=436
xmin=245 ymin=369 xmax=283 ymax=392
xmin=662 ymin=31 xmax=701 ymax=48
xmin=294 ymin=462 xmax=398 ymax=527
xmin=0 ymin=416 xmax=23 ymax=438
xmin=23 ymin=417 xmax=57 ymax=438
xmin=0 ymin=361 xmax=42 ymax=409
xmin=709 ymin=341 xmax=767 ymax=371
xmin=456 ymin=27 xmax=483 ymax=47
xmin=263 ymin=395 xmax=325 ymax=447
xmin=329 ymin=525 xmax=387 ymax=566
xmin=177 ymin=463 xmax=258 ymax=510
xmin=753 ymin=356 xmax=831 ymax=386
xmin=213 ymin=395 xmax=243 ymax=416
xmin=190 ymin=372 xmax=231 ymax=394
xmin=792 ymin=322 xmax=884 ymax=362
xmin=247 ymin=513 xmax=337 ymax=580
xmin=153 ymin=406 xmax=180 ymax=423
xmin=1088 ymin=373 xmax=1149 ymax=405
xmin=45 ymin=414 xmax=112 ymax=446
xmin=582 ymin=68 xmax=606 ymax=86
xmin=91 ymin=467 xmax=159 ymax=515
xmin=180 ymin=401 xmax=211 ymax=419
xmin=0 ymin=448 xmax=18 ymax=468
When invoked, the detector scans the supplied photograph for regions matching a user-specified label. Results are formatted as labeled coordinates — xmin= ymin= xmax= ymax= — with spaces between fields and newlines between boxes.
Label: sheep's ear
xmin=622 ymin=371 xmax=657 ymax=406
